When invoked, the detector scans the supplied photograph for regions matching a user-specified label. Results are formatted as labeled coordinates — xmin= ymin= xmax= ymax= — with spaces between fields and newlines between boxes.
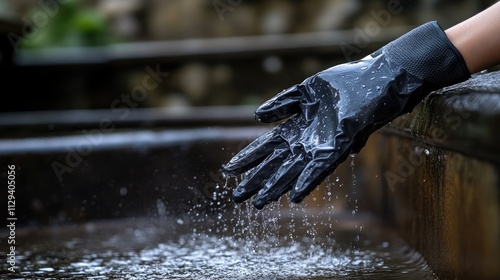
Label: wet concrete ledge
xmin=358 ymin=70 xmax=500 ymax=279
xmin=385 ymin=71 xmax=500 ymax=164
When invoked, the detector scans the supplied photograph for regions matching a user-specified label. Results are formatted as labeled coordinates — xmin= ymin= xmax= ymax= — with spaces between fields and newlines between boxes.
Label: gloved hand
xmin=223 ymin=21 xmax=470 ymax=209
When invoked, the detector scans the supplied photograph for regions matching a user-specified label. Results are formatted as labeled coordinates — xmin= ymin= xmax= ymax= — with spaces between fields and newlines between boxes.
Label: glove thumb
xmin=255 ymin=85 xmax=303 ymax=123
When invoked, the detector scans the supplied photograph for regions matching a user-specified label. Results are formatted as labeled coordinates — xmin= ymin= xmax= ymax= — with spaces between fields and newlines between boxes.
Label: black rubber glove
xmin=223 ymin=21 xmax=470 ymax=209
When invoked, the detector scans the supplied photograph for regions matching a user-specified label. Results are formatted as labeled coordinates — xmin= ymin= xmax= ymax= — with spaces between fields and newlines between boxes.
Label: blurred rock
xmin=147 ymin=0 xmax=211 ymax=40
xmin=210 ymin=4 xmax=259 ymax=37
xmin=262 ymin=56 xmax=283 ymax=74
xmin=98 ymin=0 xmax=142 ymax=17
xmin=259 ymin=0 xmax=294 ymax=34
xmin=353 ymin=0 xmax=409 ymax=30
xmin=296 ymin=0 xmax=362 ymax=33
xmin=3 ymin=0 xmax=37 ymax=17
xmin=178 ymin=63 xmax=211 ymax=104
xmin=112 ymin=15 xmax=141 ymax=39
xmin=98 ymin=0 xmax=143 ymax=39
xmin=211 ymin=63 xmax=233 ymax=86
xmin=161 ymin=93 xmax=190 ymax=108
xmin=314 ymin=0 xmax=362 ymax=31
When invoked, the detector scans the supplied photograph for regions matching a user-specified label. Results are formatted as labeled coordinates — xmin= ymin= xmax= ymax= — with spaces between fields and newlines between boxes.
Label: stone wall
xmin=5 ymin=0 xmax=494 ymax=41
xmin=356 ymin=71 xmax=500 ymax=279
xmin=2 ymin=0 xmax=496 ymax=111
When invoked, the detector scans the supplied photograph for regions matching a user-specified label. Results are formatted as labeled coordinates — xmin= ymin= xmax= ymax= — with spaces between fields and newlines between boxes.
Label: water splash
xmin=5 ymin=215 xmax=436 ymax=279
xmin=3 ymin=158 xmax=436 ymax=279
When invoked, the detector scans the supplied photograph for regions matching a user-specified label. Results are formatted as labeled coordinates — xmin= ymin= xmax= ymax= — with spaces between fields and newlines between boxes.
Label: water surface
xmin=1 ymin=205 xmax=436 ymax=279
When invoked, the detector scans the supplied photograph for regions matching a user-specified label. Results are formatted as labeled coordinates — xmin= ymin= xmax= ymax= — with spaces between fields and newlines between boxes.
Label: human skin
xmin=446 ymin=1 xmax=500 ymax=74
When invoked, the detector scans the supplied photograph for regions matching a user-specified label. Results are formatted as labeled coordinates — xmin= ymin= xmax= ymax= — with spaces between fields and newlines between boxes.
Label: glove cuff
xmin=382 ymin=21 xmax=471 ymax=89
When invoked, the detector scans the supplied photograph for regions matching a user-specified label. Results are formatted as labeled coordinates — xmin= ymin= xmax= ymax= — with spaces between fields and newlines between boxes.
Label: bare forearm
xmin=445 ymin=1 xmax=500 ymax=74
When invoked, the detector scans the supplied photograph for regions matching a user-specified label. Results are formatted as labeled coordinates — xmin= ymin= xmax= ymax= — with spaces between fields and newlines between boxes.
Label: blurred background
xmin=0 ymin=0 xmax=495 ymax=111
xmin=0 ymin=0 xmax=496 ymax=224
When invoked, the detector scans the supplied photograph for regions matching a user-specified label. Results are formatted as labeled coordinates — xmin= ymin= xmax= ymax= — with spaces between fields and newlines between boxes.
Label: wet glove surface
xmin=223 ymin=21 xmax=470 ymax=209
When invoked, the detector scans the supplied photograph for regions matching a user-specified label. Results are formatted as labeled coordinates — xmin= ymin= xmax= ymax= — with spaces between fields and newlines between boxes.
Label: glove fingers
xmin=255 ymin=85 xmax=303 ymax=123
xmin=289 ymin=150 xmax=349 ymax=203
xmin=223 ymin=129 xmax=284 ymax=176
xmin=252 ymin=153 xmax=306 ymax=209
xmin=232 ymin=143 xmax=290 ymax=203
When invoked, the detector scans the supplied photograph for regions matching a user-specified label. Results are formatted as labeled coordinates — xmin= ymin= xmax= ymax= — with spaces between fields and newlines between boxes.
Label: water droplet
xmin=119 ymin=187 xmax=127 ymax=196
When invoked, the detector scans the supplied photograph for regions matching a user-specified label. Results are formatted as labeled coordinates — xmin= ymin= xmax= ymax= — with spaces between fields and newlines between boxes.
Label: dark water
xmin=0 ymin=204 xmax=436 ymax=280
